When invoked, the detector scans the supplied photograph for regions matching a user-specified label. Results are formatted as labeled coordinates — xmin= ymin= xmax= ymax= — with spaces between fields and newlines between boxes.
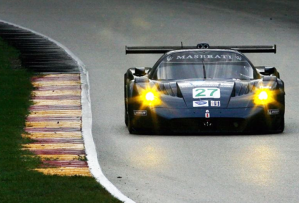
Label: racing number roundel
xmin=193 ymin=88 xmax=220 ymax=99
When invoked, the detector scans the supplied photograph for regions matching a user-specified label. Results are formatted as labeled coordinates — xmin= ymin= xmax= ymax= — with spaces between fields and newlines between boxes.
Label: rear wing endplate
xmin=125 ymin=44 xmax=276 ymax=54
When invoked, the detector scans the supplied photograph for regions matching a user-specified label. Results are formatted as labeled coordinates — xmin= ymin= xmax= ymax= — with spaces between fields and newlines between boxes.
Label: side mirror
xmin=134 ymin=67 xmax=152 ymax=76
xmin=256 ymin=66 xmax=280 ymax=78
xmin=134 ymin=67 xmax=146 ymax=76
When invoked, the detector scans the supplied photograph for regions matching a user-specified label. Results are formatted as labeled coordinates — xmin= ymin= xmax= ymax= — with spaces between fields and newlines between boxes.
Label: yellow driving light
xmin=258 ymin=90 xmax=268 ymax=100
xmin=140 ymin=88 xmax=161 ymax=106
xmin=254 ymin=88 xmax=275 ymax=105
xmin=145 ymin=92 xmax=155 ymax=101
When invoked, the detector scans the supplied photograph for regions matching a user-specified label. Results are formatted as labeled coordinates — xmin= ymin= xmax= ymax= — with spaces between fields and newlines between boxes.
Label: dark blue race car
xmin=124 ymin=44 xmax=285 ymax=134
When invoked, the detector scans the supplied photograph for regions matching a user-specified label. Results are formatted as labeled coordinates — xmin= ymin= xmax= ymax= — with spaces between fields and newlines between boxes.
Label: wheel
xmin=124 ymin=74 xmax=128 ymax=126
xmin=124 ymin=95 xmax=128 ymax=126
xmin=271 ymin=116 xmax=284 ymax=133
xmin=125 ymin=109 xmax=128 ymax=126
xmin=276 ymin=116 xmax=285 ymax=133
xmin=127 ymin=113 xmax=136 ymax=134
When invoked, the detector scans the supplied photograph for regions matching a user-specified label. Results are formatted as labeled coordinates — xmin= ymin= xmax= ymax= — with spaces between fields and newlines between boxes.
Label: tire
xmin=125 ymin=110 xmax=128 ymax=127
xmin=125 ymin=92 xmax=128 ymax=127
xmin=127 ymin=113 xmax=136 ymax=134
xmin=276 ymin=116 xmax=285 ymax=133
xmin=271 ymin=116 xmax=284 ymax=133
xmin=124 ymin=74 xmax=128 ymax=126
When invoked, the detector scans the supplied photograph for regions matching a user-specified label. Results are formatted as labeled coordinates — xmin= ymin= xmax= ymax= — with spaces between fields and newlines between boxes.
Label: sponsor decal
xmin=134 ymin=110 xmax=147 ymax=116
xmin=193 ymin=88 xmax=220 ymax=98
xmin=211 ymin=101 xmax=221 ymax=107
xmin=193 ymin=100 xmax=209 ymax=107
xmin=191 ymin=81 xmax=220 ymax=87
xmin=175 ymin=55 xmax=233 ymax=60
xmin=178 ymin=83 xmax=193 ymax=88
xmin=205 ymin=110 xmax=210 ymax=118
xmin=220 ymin=82 xmax=234 ymax=87
xmin=260 ymin=85 xmax=273 ymax=89
xmin=268 ymin=109 xmax=279 ymax=115
xmin=179 ymin=82 xmax=220 ymax=88
xmin=167 ymin=56 xmax=173 ymax=61
xmin=179 ymin=82 xmax=233 ymax=88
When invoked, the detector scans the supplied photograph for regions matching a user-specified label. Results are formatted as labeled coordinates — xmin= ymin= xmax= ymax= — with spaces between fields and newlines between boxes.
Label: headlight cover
xmin=254 ymin=88 xmax=275 ymax=105
xmin=139 ymin=88 xmax=161 ymax=106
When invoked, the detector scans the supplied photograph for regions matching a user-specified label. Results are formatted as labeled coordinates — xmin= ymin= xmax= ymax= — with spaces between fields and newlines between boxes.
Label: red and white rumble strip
xmin=22 ymin=74 xmax=91 ymax=176
xmin=1 ymin=19 xmax=135 ymax=202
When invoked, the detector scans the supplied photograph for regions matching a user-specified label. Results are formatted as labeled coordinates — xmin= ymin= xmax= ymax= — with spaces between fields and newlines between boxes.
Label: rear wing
xmin=125 ymin=43 xmax=276 ymax=54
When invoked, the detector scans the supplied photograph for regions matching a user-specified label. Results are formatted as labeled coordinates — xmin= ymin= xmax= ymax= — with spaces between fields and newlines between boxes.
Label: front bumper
xmin=131 ymin=107 xmax=282 ymax=133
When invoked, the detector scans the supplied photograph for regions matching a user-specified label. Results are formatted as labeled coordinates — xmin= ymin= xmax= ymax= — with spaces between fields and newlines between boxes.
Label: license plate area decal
xmin=193 ymin=88 xmax=220 ymax=98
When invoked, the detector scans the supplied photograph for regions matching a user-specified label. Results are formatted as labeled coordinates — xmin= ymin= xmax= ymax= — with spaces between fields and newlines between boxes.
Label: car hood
xmin=154 ymin=79 xmax=258 ymax=108
xmin=177 ymin=81 xmax=234 ymax=108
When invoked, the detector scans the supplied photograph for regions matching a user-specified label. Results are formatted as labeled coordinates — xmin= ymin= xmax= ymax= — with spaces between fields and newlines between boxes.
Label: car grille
xmin=169 ymin=118 xmax=247 ymax=133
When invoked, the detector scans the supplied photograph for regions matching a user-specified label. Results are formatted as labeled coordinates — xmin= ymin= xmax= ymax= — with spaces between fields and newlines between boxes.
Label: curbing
xmin=0 ymin=19 xmax=135 ymax=203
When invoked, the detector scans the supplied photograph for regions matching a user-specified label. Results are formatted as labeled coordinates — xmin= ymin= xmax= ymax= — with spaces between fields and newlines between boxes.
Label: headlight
xmin=140 ymin=88 xmax=161 ymax=106
xmin=145 ymin=92 xmax=155 ymax=101
xmin=258 ymin=90 xmax=268 ymax=101
xmin=254 ymin=89 xmax=274 ymax=105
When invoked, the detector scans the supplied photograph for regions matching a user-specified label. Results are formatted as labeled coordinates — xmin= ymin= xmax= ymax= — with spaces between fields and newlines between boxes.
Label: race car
xmin=124 ymin=43 xmax=285 ymax=134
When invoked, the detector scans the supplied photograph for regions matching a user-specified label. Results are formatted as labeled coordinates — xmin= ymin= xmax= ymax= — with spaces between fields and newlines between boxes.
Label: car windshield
xmin=153 ymin=51 xmax=255 ymax=80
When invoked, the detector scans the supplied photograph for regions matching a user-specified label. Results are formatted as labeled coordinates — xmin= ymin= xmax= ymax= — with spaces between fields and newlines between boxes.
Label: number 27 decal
xmin=193 ymin=88 xmax=220 ymax=98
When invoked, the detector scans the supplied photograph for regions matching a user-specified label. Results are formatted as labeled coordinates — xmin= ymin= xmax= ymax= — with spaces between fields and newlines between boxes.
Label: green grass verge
xmin=0 ymin=38 xmax=122 ymax=203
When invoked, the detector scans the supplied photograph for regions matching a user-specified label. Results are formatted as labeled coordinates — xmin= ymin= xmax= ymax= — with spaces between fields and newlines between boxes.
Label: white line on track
xmin=0 ymin=19 xmax=135 ymax=203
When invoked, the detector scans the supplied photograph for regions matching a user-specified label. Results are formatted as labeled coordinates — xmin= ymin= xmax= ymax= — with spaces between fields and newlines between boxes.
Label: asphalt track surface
xmin=1 ymin=1 xmax=299 ymax=202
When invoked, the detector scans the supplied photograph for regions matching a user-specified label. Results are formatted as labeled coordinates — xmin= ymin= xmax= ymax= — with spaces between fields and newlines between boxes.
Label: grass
xmin=0 ymin=38 xmax=122 ymax=203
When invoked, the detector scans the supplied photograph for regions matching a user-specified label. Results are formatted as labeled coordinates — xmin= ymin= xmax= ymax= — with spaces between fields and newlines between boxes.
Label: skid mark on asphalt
xmin=23 ymin=74 xmax=91 ymax=176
